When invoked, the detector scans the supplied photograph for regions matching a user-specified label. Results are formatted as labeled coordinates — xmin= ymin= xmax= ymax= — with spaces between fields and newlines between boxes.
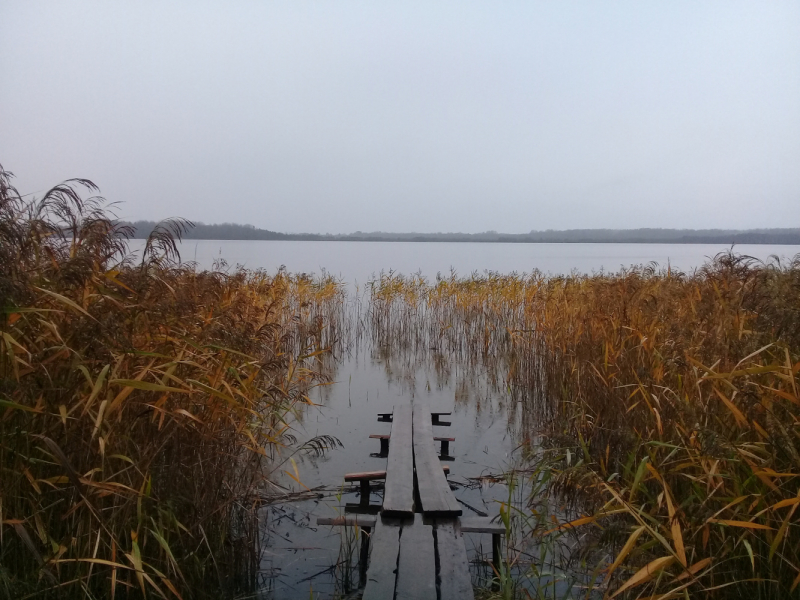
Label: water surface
xmin=129 ymin=239 xmax=800 ymax=285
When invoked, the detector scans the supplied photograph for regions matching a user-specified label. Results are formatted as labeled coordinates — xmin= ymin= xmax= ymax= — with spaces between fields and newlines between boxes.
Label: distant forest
xmin=127 ymin=221 xmax=800 ymax=245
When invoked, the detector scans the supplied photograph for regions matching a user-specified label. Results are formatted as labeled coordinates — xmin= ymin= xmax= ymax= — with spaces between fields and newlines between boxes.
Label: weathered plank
xmin=370 ymin=434 xmax=455 ymax=442
xmin=383 ymin=404 xmax=415 ymax=516
xmin=413 ymin=404 xmax=462 ymax=516
xmin=344 ymin=470 xmax=389 ymax=482
xmin=459 ymin=518 xmax=506 ymax=535
xmin=345 ymin=466 xmax=449 ymax=483
xmin=317 ymin=515 xmax=377 ymax=527
xmin=436 ymin=519 xmax=474 ymax=600
xmin=362 ymin=516 xmax=402 ymax=600
xmin=396 ymin=514 xmax=436 ymax=600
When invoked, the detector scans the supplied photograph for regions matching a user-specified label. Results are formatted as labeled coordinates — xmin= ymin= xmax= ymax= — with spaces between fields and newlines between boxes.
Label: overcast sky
xmin=1 ymin=2 xmax=798 ymax=233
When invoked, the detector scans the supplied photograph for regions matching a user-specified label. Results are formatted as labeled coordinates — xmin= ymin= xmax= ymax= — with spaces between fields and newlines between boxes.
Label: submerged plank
xmin=396 ymin=514 xmax=436 ymax=600
xmin=435 ymin=519 xmax=474 ymax=600
xmin=413 ymin=404 xmax=462 ymax=516
xmin=383 ymin=403 xmax=414 ymax=516
xmin=363 ymin=516 xmax=402 ymax=600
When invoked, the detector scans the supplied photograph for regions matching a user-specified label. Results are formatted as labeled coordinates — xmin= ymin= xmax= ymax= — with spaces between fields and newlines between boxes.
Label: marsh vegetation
xmin=3 ymin=162 xmax=800 ymax=599
xmin=368 ymin=254 xmax=800 ymax=598
xmin=0 ymin=165 xmax=345 ymax=598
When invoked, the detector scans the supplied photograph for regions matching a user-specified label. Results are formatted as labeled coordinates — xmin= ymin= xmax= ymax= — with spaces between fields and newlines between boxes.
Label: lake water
xmin=129 ymin=240 xmax=798 ymax=598
xmin=128 ymin=239 xmax=800 ymax=286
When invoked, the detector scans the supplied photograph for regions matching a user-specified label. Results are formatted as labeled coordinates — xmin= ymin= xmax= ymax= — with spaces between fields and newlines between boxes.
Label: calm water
xmin=129 ymin=240 xmax=797 ymax=597
xmin=258 ymin=348 xmax=520 ymax=598
xmin=129 ymin=239 xmax=800 ymax=285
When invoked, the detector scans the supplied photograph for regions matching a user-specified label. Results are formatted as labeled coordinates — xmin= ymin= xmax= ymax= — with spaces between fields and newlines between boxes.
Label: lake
xmin=128 ymin=239 xmax=800 ymax=286
xmin=128 ymin=240 xmax=798 ymax=598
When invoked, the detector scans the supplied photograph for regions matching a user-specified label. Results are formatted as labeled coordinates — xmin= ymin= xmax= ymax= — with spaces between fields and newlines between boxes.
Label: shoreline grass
xmin=368 ymin=254 xmax=800 ymax=598
xmin=0 ymin=165 xmax=344 ymax=598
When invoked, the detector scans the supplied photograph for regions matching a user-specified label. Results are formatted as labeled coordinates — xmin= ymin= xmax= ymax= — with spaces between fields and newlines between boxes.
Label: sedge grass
xmin=0 ymin=164 xmax=345 ymax=598
xmin=368 ymin=254 xmax=800 ymax=598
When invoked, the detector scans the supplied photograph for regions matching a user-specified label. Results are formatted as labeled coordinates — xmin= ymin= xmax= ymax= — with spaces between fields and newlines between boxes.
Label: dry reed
xmin=0 ymin=164 xmax=345 ymax=598
xmin=368 ymin=255 xmax=800 ymax=598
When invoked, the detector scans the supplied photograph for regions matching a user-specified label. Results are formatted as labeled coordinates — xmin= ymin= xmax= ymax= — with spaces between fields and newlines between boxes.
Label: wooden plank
xmin=371 ymin=434 xmax=455 ymax=441
xmin=383 ymin=404 xmax=415 ymax=516
xmin=317 ymin=515 xmax=377 ymax=527
xmin=345 ymin=470 xmax=387 ymax=482
xmin=413 ymin=404 xmax=462 ymax=516
xmin=344 ymin=466 xmax=449 ymax=483
xmin=363 ymin=516 xmax=402 ymax=600
xmin=459 ymin=518 xmax=506 ymax=535
xmin=396 ymin=514 xmax=436 ymax=600
xmin=436 ymin=519 xmax=474 ymax=600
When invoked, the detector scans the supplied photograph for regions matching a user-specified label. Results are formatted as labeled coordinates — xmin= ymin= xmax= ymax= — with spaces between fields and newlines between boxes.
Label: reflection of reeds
xmin=0 ymin=165 xmax=345 ymax=598
xmin=369 ymin=255 xmax=800 ymax=597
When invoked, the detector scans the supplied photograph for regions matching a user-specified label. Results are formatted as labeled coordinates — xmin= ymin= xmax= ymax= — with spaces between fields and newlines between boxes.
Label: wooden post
xmin=360 ymin=480 xmax=370 ymax=506
xmin=492 ymin=533 xmax=502 ymax=578
xmin=359 ymin=525 xmax=371 ymax=587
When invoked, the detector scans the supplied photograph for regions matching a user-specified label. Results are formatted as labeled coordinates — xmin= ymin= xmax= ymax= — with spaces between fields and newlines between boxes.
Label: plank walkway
xmin=412 ymin=402 xmax=461 ymax=516
xmin=382 ymin=404 xmax=414 ymax=516
xmin=319 ymin=402 xmax=485 ymax=599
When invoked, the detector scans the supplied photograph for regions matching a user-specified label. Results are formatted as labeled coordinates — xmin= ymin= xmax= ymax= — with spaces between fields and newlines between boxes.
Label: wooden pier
xmin=318 ymin=402 xmax=504 ymax=599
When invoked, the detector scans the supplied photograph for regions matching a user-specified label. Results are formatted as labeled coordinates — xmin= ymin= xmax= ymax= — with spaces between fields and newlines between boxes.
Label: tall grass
xmin=0 ymin=164 xmax=344 ymax=598
xmin=369 ymin=255 xmax=800 ymax=598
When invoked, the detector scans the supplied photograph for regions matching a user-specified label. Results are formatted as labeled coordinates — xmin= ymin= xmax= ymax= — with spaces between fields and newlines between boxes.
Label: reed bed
xmin=369 ymin=255 xmax=800 ymax=598
xmin=0 ymin=165 xmax=345 ymax=599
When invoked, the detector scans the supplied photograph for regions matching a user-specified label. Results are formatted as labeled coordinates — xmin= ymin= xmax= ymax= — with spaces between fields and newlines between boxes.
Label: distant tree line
xmin=126 ymin=221 xmax=800 ymax=245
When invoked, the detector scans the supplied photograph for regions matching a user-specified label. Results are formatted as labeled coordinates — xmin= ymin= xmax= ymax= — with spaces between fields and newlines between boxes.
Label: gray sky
xmin=1 ymin=1 xmax=798 ymax=233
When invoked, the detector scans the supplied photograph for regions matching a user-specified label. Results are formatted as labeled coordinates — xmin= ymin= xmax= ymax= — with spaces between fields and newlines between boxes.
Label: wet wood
xmin=459 ymin=518 xmax=506 ymax=535
xmin=344 ymin=470 xmax=389 ymax=481
xmin=383 ymin=404 xmax=415 ymax=516
xmin=369 ymin=434 xmax=454 ymax=441
xmin=413 ymin=404 xmax=462 ymax=516
xmin=435 ymin=519 xmax=474 ymax=600
xmin=362 ymin=516 xmax=402 ymax=600
xmin=344 ymin=466 xmax=449 ymax=483
xmin=396 ymin=514 xmax=436 ymax=599
xmin=317 ymin=515 xmax=377 ymax=527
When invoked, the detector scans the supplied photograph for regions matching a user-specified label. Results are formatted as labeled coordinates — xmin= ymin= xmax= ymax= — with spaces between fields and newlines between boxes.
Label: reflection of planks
xmin=361 ymin=514 xmax=474 ymax=600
